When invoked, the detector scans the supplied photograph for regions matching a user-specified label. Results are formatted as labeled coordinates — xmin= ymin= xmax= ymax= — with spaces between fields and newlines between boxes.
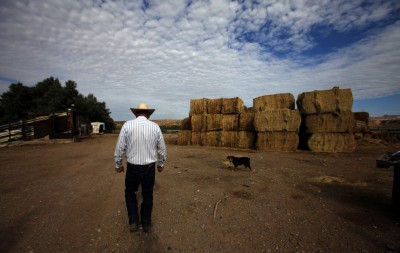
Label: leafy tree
xmin=0 ymin=83 xmax=32 ymax=123
xmin=0 ymin=77 xmax=115 ymax=131
xmin=75 ymin=93 xmax=114 ymax=131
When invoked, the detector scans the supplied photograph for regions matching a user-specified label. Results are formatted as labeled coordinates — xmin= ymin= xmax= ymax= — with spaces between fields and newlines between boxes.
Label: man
xmin=114 ymin=103 xmax=166 ymax=233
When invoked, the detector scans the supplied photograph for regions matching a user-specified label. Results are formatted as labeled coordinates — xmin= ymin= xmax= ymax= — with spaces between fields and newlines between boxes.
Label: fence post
xmin=22 ymin=120 xmax=26 ymax=141
xmin=8 ymin=123 xmax=11 ymax=142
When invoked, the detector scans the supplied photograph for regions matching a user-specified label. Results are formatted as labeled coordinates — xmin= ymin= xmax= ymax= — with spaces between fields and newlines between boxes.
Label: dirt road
xmin=0 ymin=134 xmax=399 ymax=253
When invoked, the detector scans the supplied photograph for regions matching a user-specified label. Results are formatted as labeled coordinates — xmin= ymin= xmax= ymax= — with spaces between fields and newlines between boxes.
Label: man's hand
xmin=115 ymin=166 xmax=125 ymax=173
xmin=157 ymin=165 xmax=164 ymax=173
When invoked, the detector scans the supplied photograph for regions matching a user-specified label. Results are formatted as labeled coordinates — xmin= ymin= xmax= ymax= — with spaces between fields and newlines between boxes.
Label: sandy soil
xmin=0 ymin=134 xmax=399 ymax=253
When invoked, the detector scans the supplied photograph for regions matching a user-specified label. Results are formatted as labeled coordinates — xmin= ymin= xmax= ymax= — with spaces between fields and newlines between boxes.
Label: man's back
xmin=114 ymin=116 xmax=166 ymax=167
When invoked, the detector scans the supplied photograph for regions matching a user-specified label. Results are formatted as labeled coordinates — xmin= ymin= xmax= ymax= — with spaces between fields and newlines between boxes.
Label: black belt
xmin=127 ymin=162 xmax=155 ymax=167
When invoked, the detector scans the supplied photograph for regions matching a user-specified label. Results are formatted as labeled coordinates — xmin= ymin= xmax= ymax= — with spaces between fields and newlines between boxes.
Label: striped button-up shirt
xmin=114 ymin=116 xmax=166 ymax=168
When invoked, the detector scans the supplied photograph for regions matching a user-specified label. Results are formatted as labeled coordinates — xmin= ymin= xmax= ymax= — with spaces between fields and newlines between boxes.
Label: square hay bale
xmin=254 ymin=109 xmax=301 ymax=132
xmin=221 ymin=131 xmax=238 ymax=148
xmin=238 ymin=131 xmax=256 ymax=149
xmin=189 ymin=98 xmax=207 ymax=116
xmin=191 ymin=131 xmax=206 ymax=146
xmin=306 ymin=133 xmax=356 ymax=152
xmin=207 ymin=98 xmax=223 ymax=114
xmin=256 ymin=131 xmax=299 ymax=151
xmin=177 ymin=130 xmax=191 ymax=145
xmin=239 ymin=113 xmax=255 ymax=131
xmin=191 ymin=114 xmax=207 ymax=132
xmin=303 ymin=111 xmax=354 ymax=133
xmin=222 ymin=114 xmax=239 ymax=131
xmin=206 ymin=131 xmax=221 ymax=147
xmin=222 ymin=97 xmax=246 ymax=114
xmin=296 ymin=87 xmax=353 ymax=115
xmin=180 ymin=117 xmax=192 ymax=130
xmin=253 ymin=93 xmax=295 ymax=111
xmin=206 ymin=114 xmax=222 ymax=131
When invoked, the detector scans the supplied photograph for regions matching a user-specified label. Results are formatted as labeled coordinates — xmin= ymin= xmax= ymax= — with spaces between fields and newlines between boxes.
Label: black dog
xmin=227 ymin=156 xmax=252 ymax=171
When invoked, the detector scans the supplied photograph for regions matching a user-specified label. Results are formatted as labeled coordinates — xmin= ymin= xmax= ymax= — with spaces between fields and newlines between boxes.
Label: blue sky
xmin=0 ymin=0 xmax=399 ymax=120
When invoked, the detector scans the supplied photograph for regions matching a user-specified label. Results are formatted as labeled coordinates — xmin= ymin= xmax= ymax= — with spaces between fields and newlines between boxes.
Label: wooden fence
xmin=0 ymin=113 xmax=69 ymax=143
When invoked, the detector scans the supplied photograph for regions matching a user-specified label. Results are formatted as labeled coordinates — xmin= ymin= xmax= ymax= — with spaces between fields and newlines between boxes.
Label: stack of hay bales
xmin=296 ymin=87 xmax=355 ymax=152
xmin=253 ymin=93 xmax=301 ymax=151
xmin=177 ymin=97 xmax=255 ymax=148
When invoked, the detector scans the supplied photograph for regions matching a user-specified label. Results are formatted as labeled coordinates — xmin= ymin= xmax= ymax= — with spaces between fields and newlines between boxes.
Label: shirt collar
xmin=136 ymin=116 xmax=148 ymax=121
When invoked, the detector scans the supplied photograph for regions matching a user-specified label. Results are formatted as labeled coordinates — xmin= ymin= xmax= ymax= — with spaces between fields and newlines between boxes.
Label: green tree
xmin=75 ymin=93 xmax=114 ymax=131
xmin=0 ymin=77 xmax=115 ymax=131
xmin=0 ymin=83 xmax=32 ymax=124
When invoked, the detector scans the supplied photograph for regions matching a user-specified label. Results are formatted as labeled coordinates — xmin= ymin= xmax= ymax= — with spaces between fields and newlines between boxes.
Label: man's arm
xmin=114 ymin=125 xmax=127 ymax=172
xmin=156 ymin=128 xmax=166 ymax=172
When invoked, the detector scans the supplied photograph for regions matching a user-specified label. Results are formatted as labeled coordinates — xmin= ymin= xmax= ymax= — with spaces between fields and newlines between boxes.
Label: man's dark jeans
xmin=125 ymin=163 xmax=155 ymax=226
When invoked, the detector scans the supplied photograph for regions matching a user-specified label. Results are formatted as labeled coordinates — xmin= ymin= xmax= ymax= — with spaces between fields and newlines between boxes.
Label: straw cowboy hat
xmin=130 ymin=103 xmax=155 ymax=116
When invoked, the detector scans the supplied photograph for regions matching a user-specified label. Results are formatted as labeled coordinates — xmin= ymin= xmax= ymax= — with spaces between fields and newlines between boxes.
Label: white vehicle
xmin=91 ymin=122 xmax=105 ymax=134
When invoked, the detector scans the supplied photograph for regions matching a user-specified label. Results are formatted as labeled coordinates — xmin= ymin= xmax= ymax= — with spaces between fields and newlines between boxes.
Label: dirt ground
xmin=1 ymin=134 xmax=400 ymax=253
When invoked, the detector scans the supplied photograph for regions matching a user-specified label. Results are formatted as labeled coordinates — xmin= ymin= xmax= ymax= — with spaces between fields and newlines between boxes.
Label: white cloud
xmin=0 ymin=0 xmax=399 ymax=120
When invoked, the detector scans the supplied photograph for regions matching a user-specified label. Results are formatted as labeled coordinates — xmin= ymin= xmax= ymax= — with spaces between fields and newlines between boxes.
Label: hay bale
xmin=238 ymin=131 xmax=256 ymax=149
xmin=303 ymin=111 xmax=354 ymax=133
xmin=296 ymin=87 xmax=353 ymax=115
xmin=207 ymin=98 xmax=223 ymax=114
xmin=221 ymin=131 xmax=238 ymax=148
xmin=222 ymin=114 xmax=239 ymax=131
xmin=189 ymin=98 xmax=207 ymax=116
xmin=177 ymin=130 xmax=191 ymax=145
xmin=254 ymin=109 xmax=301 ymax=132
xmin=239 ymin=113 xmax=255 ymax=131
xmin=306 ymin=133 xmax=356 ymax=152
xmin=256 ymin=131 xmax=299 ymax=151
xmin=180 ymin=117 xmax=192 ymax=130
xmin=191 ymin=131 xmax=206 ymax=146
xmin=191 ymin=114 xmax=207 ymax=132
xmin=206 ymin=131 xmax=221 ymax=147
xmin=253 ymin=93 xmax=295 ymax=111
xmin=206 ymin=114 xmax=222 ymax=131
xmin=222 ymin=97 xmax=246 ymax=114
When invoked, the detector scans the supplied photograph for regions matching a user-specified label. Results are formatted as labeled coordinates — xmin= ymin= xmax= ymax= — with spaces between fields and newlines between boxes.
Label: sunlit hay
xmin=304 ymin=111 xmax=354 ymax=133
xmin=177 ymin=130 xmax=191 ymax=146
xmin=222 ymin=114 xmax=239 ymax=131
xmin=207 ymin=98 xmax=223 ymax=114
xmin=189 ymin=98 xmax=207 ymax=116
xmin=254 ymin=109 xmax=301 ymax=132
xmin=306 ymin=133 xmax=356 ymax=152
xmin=253 ymin=93 xmax=295 ymax=111
xmin=256 ymin=131 xmax=299 ymax=151
xmin=191 ymin=114 xmax=207 ymax=132
xmin=206 ymin=114 xmax=222 ymax=131
xmin=221 ymin=97 xmax=246 ymax=114
xmin=220 ymin=131 xmax=238 ymax=148
xmin=296 ymin=87 xmax=353 ymax=115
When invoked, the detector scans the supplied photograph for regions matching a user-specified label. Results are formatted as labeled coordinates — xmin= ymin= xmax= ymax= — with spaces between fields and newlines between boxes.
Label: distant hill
xmin=369 ymin=116 xmax=400 ymax=127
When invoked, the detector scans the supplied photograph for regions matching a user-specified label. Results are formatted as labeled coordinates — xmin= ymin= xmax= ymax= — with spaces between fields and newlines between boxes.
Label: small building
xmin=91 ymin=122 xmax=105 ymax=134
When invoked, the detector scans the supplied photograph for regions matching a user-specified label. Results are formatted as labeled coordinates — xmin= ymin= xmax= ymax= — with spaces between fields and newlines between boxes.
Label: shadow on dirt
xmin=302 ymin=182 xmax=399 ymax=222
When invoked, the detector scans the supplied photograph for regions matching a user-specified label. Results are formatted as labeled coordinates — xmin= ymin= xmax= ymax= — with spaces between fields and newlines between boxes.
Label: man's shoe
xmin=142 ymin=224 xmax=152 ymax=233
xmin=129 ymin=223 xmax=139 ymax=232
